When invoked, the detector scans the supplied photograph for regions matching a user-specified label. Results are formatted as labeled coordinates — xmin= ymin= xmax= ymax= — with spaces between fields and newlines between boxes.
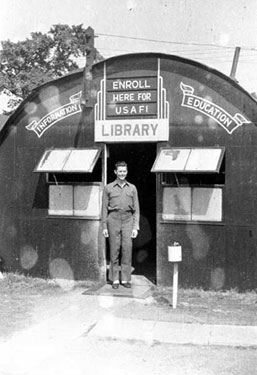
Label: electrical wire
xmin=96 ymin=32 xmax=257 ymax=52
xmin=95 ymin=34 xmax=257 ymax=65
xmin=95 ymin=47 xmax=257 ymax=65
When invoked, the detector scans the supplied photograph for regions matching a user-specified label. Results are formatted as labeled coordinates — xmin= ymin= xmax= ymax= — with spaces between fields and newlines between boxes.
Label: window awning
xmin=34 ymin=148 xmax=101 ymax=173
xmin=151 ymin=147 xmax=225 ymax=173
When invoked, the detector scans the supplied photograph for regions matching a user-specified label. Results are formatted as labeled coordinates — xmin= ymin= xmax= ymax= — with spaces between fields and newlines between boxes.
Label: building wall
xmin=154 ymin=56 xmax=257 ymax=290
xmin=0 ymin=71 xmax=105 ymax=281
xmin=1 ymin=53 xmax=257 ymax=290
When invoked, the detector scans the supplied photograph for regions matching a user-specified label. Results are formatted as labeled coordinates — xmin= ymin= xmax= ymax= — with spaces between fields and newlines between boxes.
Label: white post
xmin=172 ymin=262 xmax=178 ymax=309
xmin=168 ymin=243 xmax=182 ymax=309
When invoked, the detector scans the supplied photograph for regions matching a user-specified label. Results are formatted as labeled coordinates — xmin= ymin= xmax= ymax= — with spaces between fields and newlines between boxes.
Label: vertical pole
xmin=230 ymin=46 xmax=241 ymax=80
xmin=82 ymin=26 xmax=95 ymax=107
xmin=172 ymin=263 xmax=178 ymax=309
xmin=103 ymin=144 xmax=107 ymax=185
xmin=101 ymin=144 xmax=107 ymax=282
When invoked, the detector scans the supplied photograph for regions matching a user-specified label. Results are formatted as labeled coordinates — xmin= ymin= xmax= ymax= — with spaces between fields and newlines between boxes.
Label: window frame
xmin=151 ymin=147 xmax=225 ymax=173
xmin=161 ymin=185 xmax=224 ymax=223
xmin=34 ymin=148 xmax=101 ymax=173
xmin=33 ymin=147 xmax=103 ymax=220
xmin=48 ymin=182 xmax=103 ymax=220
xmin=159 ymin=155 xmax=225 ymax=224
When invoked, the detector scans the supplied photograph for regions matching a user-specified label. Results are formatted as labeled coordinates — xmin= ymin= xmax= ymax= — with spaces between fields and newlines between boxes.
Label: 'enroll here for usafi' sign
xmin=95 ymin=74 xmax=169 ymax=141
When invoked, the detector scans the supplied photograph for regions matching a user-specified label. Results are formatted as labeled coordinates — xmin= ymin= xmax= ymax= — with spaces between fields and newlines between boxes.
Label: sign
xmin=107 ymin=90 xmax=157 ymax=103
xmin=26 ymin=92 xmax=82 ymax=138
xmin=95 ymin=64 xmax=169 ymax=142
xmin=107 ymin=103 xmax=157 ymax=117
xmin=180 ymin=82 xmax=251 ymax=134
xmin=106 ymin=78 xmax=157 ymax=119
xmin=95 ymin=119 xmax=168 ymax=142
xmin=106 ymin=77 xmax=157 ymax=91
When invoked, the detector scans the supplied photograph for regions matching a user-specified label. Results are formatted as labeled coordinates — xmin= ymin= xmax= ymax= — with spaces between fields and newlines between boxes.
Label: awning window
xmin=34 ymin=148 xmax=101 ymax=173
xmin=151 ymin=147 xmax=225 ymax=173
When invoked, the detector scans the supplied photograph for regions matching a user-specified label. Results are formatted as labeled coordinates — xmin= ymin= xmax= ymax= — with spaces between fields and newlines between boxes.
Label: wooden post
xmin=168 ymin=243 xmax=182 ymax=309
xmin=172 ymin=262 xmax=179 ymax=309
xmin=230 ymin=47 xmax=241 ymax=80
xmin=81 ymin=26 xmax=96 ymax=108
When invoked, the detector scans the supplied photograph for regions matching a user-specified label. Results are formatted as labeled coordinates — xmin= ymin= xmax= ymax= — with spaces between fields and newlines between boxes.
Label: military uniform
xmin=102 ymin=179 xmax=140 ymax=283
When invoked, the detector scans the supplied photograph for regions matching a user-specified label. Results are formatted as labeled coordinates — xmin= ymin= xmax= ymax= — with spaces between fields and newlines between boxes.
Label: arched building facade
xmin=1 ymin=53 xmax=257 ymax=290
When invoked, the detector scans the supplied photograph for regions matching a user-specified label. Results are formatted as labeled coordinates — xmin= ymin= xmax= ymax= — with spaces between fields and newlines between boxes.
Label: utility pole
xmin=81 ymin=26 xmax=96 ymax=107
xmin=74 ymin=27 xmax=96 ymax=147
xmin=230 ymin=46 xmax=241 ymax=81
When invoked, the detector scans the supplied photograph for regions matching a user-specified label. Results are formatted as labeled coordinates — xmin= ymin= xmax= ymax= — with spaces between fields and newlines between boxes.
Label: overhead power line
xmin=96 ymin=32 xmax=257 ymax=52
xmin=96 ymin=46 xmax=256 ymax=65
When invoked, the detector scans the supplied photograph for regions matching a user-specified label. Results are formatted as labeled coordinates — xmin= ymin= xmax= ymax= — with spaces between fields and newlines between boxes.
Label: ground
xmin=0 ymin=273 xmax=256 ymax=339
xmin=24 ymin=336 xmax=257 ymax=375
xmin=0 ymin=274 xmax=257 ymax=375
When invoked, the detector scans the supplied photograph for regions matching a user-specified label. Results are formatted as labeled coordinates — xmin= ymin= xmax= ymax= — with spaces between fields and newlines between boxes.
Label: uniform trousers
xmin=107 ymin=211 xmax=133 ymax=282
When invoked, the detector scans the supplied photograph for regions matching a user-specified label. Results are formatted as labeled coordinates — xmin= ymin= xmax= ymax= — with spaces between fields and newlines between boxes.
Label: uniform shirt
xmin=102 ymin=179 xmax=140 ymax=231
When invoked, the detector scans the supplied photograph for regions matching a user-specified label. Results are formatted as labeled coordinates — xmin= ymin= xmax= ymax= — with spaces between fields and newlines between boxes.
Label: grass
xmin=0 ymin=272 xmax=63 ymax=294
xmin=0 ymin=273 xmax=256 ymax=339
xmin=0 ymin=273 xmax=68 ymax=338
xmin=151 ymin=286 xmax=257 ymax=326
xmin=0 ymin=272 xmax=94 ymax=338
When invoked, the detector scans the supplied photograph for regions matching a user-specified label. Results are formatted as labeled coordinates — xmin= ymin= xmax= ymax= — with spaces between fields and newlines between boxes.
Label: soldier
xmin=102 ymin=161 xmax=140 ymax=289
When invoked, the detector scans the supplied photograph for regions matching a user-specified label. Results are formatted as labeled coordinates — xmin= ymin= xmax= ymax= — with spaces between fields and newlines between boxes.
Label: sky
xmin=1 ymin=0 xmax=257 ymax=93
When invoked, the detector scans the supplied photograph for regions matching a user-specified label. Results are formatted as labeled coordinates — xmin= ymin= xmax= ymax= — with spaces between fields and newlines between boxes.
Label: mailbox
xmin=168 ymin=243 xmax=182 ymax=262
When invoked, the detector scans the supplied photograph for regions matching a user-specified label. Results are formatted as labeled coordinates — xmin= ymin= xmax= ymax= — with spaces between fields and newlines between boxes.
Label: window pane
xmin=35 ymin=148 xmax=100 ymax=172
xmin=151 ymin=149 xmax=190 ymax=172
xmin=185 ymin=148 xmax=223 ymax=172
xmin=49 ymin=185 xmax=73 ymax=216
xmin=37 ymin=150 xmax=71 ymax=172
xmin=63 ymin=149 xmax=100 ymax=172
xmin=162 ymin=158 xmax=225 ymax=186
xmin=162 ymin=187 xmax=191 ymax=220
xmin=152 ymin=147 xmax=224 ymax=173
xmin=47 ymin=157 xmax=102 ymax=183
xmin=74 ymin=185 xmax=101 ymax=217
xmin=192 ymin=188 xmax=222 ymax=221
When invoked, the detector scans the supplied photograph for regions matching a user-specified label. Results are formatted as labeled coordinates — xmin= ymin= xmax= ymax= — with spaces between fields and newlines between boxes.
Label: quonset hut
xmin=1 ymin=53 xmax=257 ymax=290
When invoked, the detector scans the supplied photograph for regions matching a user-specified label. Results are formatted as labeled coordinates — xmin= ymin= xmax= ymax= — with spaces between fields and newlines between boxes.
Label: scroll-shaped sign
xmin=26 ymin=92 xmax=82 ymax=138
xmin=180 ymin=82 xmax=251 ymax=134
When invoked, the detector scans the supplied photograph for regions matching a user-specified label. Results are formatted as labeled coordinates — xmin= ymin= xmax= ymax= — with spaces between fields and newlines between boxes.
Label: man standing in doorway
xmin=102 ymin=161 xmax=140 ymax=289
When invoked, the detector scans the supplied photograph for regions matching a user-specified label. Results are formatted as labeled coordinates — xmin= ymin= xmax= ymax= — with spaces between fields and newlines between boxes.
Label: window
xmin=162 ymin=186 xmax=222 ymax=222
xmin=49 ymin=184 xmax=102 ymax=218
xmin=34 ymin=148 xmax=102 ymax=218
xmin=35 ymin=148 xmax=101 ymax=173
xmin=47 ymin=155 xmax=102 ymax=183
xmin=151 ymin=147 xmax=225 ymax=173
xmin=152 ymin=147 xmax=225 ymax=222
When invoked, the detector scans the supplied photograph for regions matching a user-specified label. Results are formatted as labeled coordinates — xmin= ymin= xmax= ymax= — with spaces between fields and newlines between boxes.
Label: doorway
xmin=106 ymin=143 xmax=157 ymax=283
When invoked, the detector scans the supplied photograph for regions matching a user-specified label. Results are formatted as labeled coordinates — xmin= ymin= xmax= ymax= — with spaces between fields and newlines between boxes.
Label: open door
xmin=106 ymin=143 xmax=156 ymax=283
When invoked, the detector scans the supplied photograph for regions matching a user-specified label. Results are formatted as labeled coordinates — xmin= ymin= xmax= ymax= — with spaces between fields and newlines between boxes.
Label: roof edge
xmin=93 ymin=52 xmax=256 ymax=104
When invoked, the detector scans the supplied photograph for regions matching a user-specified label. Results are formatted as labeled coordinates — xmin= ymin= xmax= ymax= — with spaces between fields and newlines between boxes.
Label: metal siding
xmin=157 ymin=220 xmax=226 ymax=289
xmin=0 ymin=71 xmax=103 ymax=281
xmin=1 ymin=53 xmax=257 ymax=289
